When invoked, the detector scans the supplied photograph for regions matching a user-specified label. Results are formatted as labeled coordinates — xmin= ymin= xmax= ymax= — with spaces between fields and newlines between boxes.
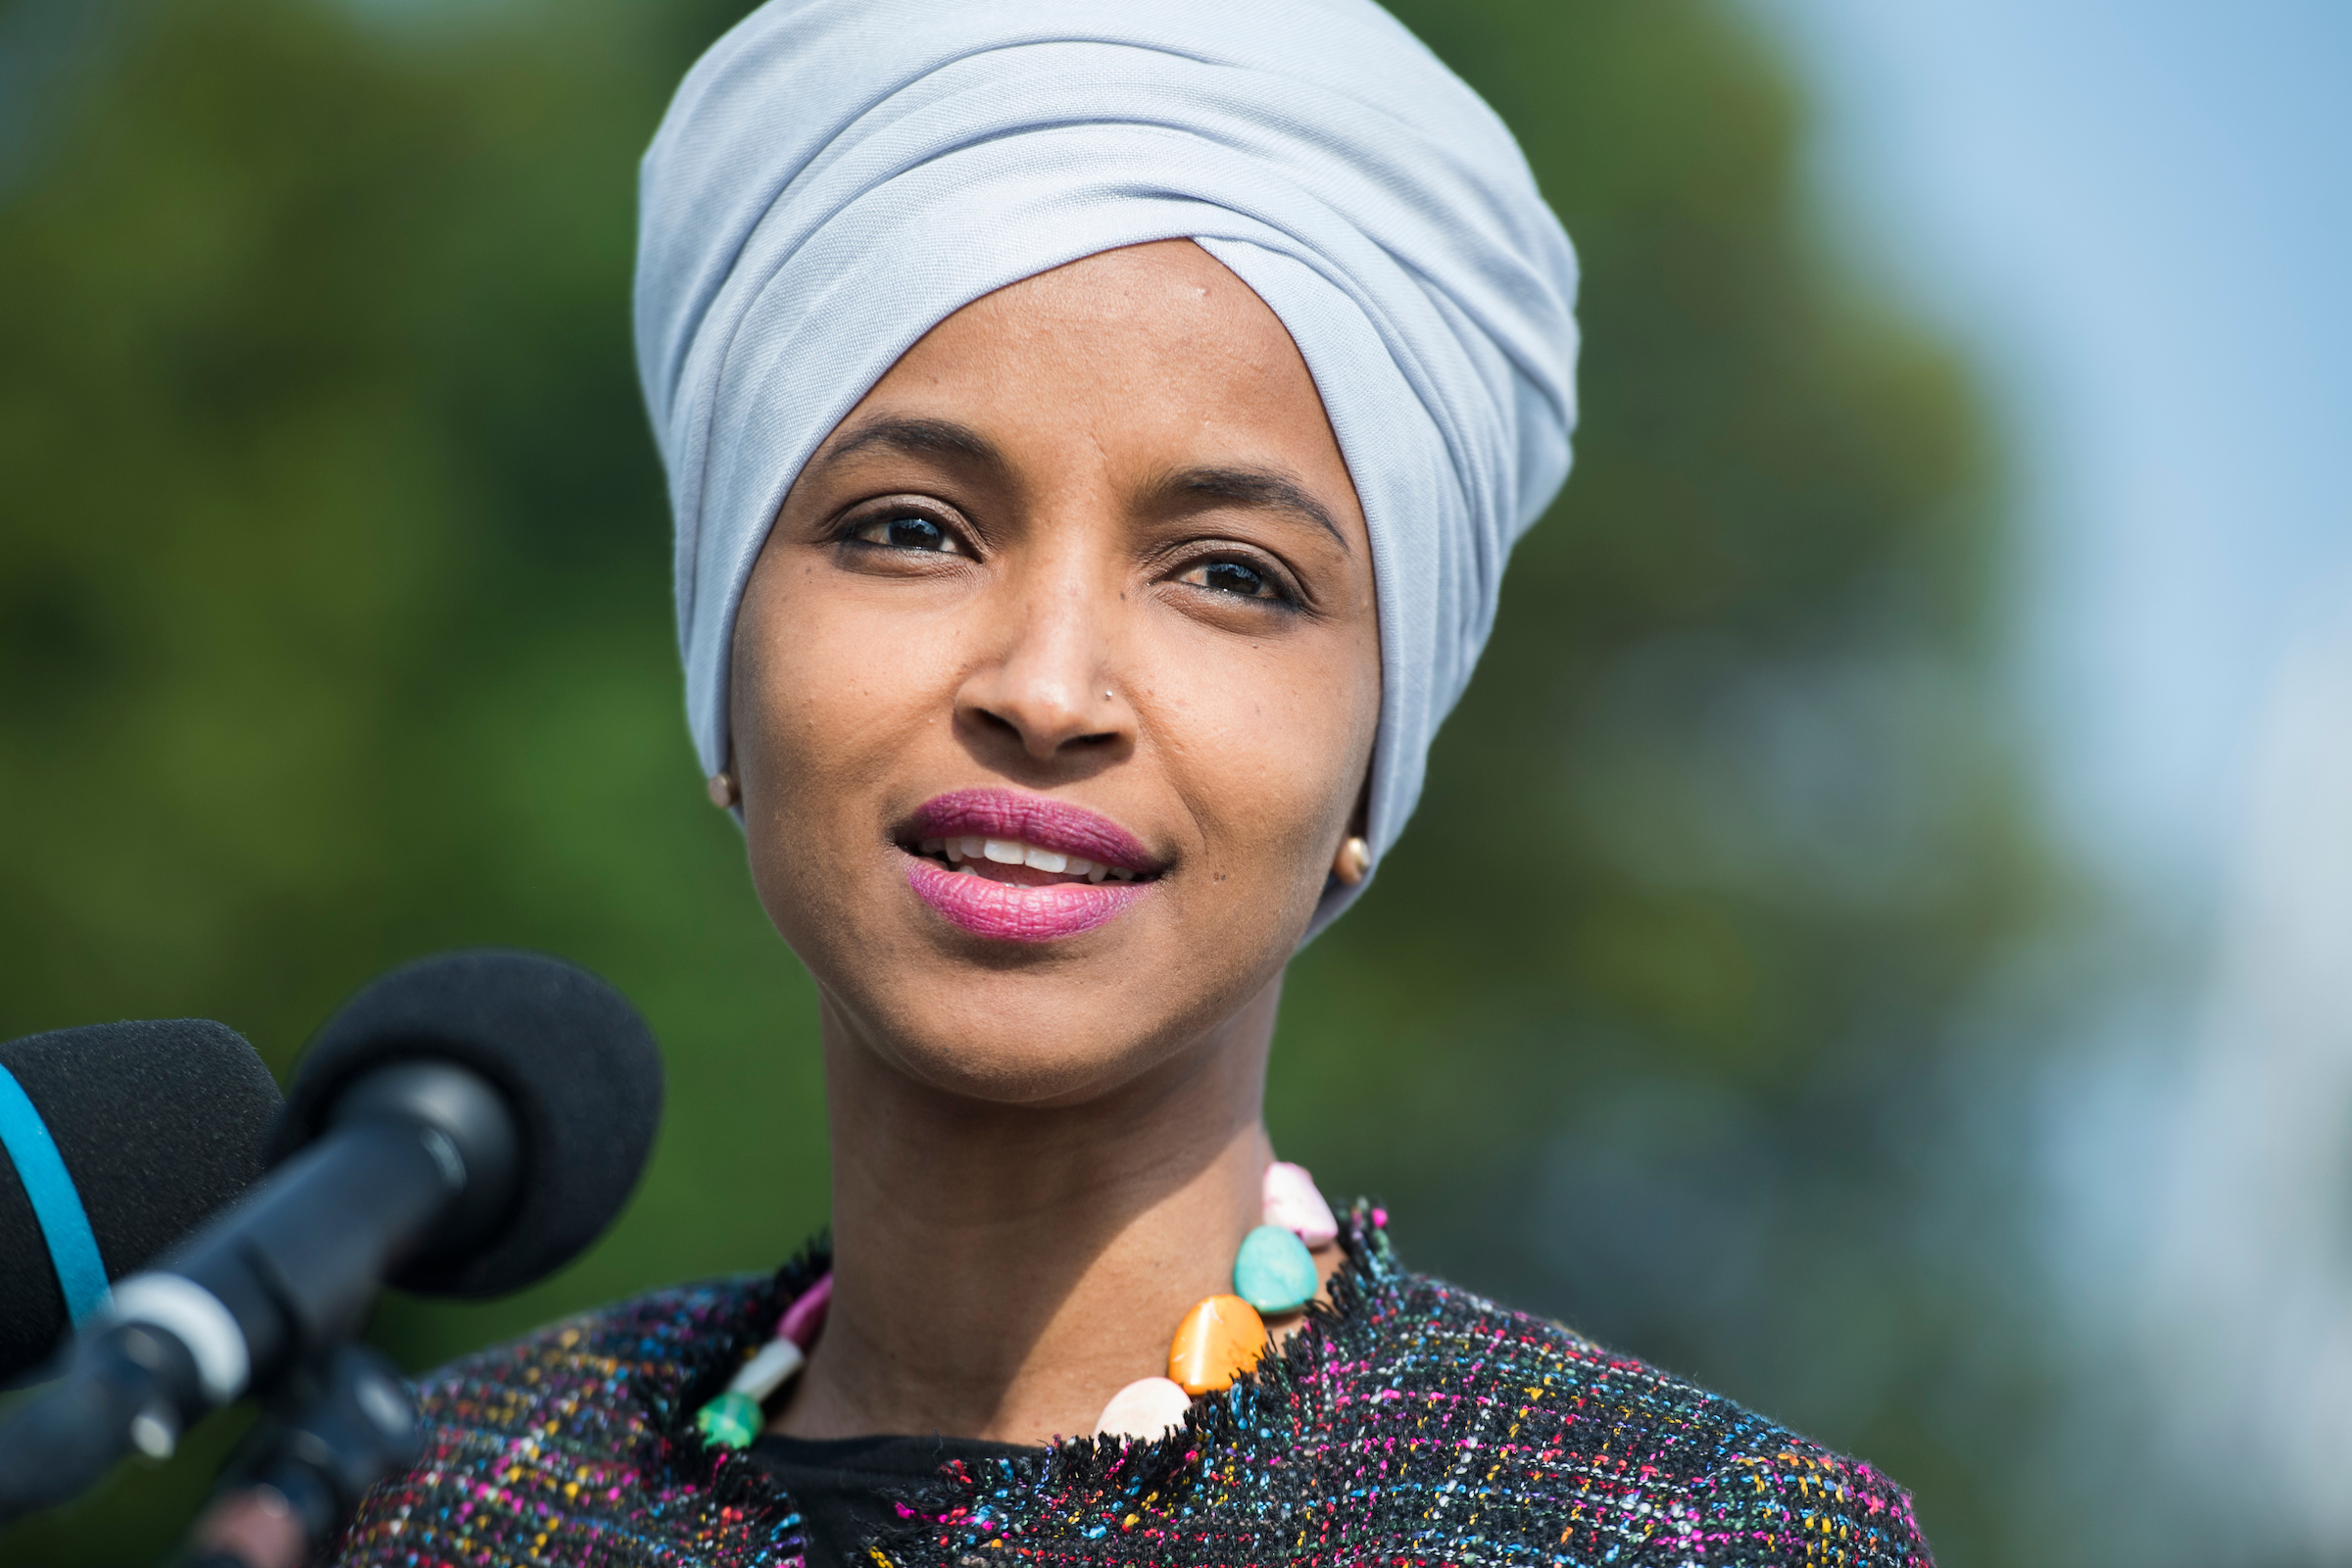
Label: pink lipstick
xmin=908 ymin=788 xmax=1154 ymax=870
xmin=900 ymin=788 xmax=1159 ymax=943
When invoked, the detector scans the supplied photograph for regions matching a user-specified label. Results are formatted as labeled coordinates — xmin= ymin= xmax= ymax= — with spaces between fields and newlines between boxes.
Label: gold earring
xmin=1333 ymin=836 xmax=1371 ymax=886
xmin=707 ymin=771 xmax=740 ymax=808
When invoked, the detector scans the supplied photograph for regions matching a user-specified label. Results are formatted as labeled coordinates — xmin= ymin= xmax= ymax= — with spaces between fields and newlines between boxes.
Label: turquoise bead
xmin=695 ymin=1390 xmax=763 ymax=1449
xmin=1232 ymin=1223 xmax=1318 ymax=1314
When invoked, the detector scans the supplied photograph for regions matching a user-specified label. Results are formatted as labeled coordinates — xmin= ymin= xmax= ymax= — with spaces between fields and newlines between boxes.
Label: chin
xmin=842 ymin=938 xmax=1257 ymax=1107
xmin=776 ymin=889 xmax=1285 ymax=1114
xmin=864 ymin=1016 xmax=1177 ymax=1107
xmin=748 ymin=784 xmax=1326 ymax=1103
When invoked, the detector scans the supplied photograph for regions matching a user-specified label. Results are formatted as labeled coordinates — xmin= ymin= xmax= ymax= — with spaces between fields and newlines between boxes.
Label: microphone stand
xmin=167 ymin=1343 xmax=419 ymax=1568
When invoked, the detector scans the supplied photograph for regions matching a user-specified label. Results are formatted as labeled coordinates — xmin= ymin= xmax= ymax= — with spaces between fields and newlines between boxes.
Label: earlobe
xmin=1332 ymin=836 xmax=1370 ymax=887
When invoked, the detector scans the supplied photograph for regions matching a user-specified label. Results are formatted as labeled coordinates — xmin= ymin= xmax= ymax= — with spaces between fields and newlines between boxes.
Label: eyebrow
xmin=1142 ymin=465 xmax=1352 ymax=553
xmin=813 ymin=419 xmax=1350 ymax=553
xmin=813 ymin=416 xmax=1007 ymax=475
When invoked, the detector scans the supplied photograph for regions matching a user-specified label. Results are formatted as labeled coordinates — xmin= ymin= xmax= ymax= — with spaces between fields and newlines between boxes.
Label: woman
xmin=336 ymin=1 xmax=1934 ymax=1563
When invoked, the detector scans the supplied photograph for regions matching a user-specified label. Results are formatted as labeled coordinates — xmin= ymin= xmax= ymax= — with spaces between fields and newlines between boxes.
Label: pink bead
xmin=1261 ymin=1161 xmax=1338 ymax=1248
xmin=778 ymin=1271 xmax=832 ymax=1349
xmin=1095 ymin=1375 xmax=1193 ymax=1442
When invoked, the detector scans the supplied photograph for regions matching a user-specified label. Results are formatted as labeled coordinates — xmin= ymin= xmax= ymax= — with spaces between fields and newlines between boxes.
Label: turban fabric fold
xmin=636 ymin=0 xmax=1579 ymax=935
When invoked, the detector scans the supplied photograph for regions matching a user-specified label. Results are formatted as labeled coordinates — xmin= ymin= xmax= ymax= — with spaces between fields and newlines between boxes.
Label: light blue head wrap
xmin=636 ymin=0 xmax=1578 ymax=933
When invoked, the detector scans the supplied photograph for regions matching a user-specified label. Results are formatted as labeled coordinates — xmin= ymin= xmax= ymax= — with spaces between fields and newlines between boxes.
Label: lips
xmin=904 ymin=859 xmax=1151 ymax=943
xmin=900 ymin=788 xmax=1160 ymax=943
xmin=907 ymin=788 xmax=1154 ymax=870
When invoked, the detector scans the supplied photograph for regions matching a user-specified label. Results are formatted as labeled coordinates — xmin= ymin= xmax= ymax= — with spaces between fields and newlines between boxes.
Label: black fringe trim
xmin=648 ymin=1204 xmax=1393 ymax=1562
xmin=863 ymin=1199 xmax=1396 ymax=1558
xmin=658 ymin=1231 xmax=836 ymax=1532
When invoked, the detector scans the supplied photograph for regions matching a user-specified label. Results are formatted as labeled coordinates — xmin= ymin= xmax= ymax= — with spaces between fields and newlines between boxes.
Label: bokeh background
xmin=3 ymin=0 xmax=2347 ymax=1562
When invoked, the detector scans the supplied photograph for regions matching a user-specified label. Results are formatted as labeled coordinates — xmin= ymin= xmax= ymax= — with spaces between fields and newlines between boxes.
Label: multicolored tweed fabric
xmin=329 ymin=1208 xmax=1934 ymax=1566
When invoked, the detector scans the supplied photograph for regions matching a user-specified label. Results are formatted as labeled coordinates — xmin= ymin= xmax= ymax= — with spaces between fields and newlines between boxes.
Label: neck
xmin=776 ymin=976 xmax=1282 ymax=1445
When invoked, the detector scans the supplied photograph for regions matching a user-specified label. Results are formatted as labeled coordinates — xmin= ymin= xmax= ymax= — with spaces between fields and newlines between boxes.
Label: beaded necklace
xmin=694 ymin=1161 xmax=1344 ymax=1448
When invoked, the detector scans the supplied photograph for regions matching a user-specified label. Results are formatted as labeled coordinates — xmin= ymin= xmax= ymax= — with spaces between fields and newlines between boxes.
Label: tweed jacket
xmin=331 ymin=1209 xmax=1933 ymax=1566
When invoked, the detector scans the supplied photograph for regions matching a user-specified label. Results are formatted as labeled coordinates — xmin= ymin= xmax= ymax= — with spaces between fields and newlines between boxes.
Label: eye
xmin=849 ymin=510 xmax=964 ymax=554
xmin=1177 ymin=560 xmax=1279 ymax=600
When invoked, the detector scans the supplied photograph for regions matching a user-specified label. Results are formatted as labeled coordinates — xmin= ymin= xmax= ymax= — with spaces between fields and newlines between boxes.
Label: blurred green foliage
xmin=0 ymin=0 xmax=2065 ymax=1561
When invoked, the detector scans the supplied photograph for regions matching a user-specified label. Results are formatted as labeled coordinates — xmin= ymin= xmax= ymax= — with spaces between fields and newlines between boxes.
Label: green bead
xmin=1233 ymin=1223 xmax=1318 ymax=1314
xmin=696 ymin=1390 xmax=762 ymax=1449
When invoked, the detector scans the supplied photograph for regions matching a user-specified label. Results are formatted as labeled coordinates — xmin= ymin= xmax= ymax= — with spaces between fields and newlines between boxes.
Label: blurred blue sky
xmin=1751 ymin=0 xmax=2352 ymax=908
xmin=1748 ymin=10 xmax=2352 ymax=1548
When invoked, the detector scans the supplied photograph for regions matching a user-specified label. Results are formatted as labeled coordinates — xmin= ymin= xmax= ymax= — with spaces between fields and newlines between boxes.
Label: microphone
xmin=0 ymin=1020 xmax=282 ymax=1381
xmin=0 ymin=950 xmax=663 ymax=1521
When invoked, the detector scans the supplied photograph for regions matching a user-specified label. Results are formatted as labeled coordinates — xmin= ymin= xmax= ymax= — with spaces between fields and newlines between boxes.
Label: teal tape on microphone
xmin=0 ymin=1062 xmax=109 ymax=1325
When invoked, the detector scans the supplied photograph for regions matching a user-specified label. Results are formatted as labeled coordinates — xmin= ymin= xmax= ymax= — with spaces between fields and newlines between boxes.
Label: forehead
xmin=928 ymin=239 xmax=1286 ymax=358
xmin=841 ymin=240 xmax=1356 ymax=495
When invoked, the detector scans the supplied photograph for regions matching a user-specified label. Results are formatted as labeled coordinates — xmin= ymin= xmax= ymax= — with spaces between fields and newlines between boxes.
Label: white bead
xmin=1261 ymin=1161 xmax=1339 ymax=1248
xmin=727 ymin=1336 xmax=807 ymax=1400
xmin=1095 ymin=1375 xmax=1193 ymax=1442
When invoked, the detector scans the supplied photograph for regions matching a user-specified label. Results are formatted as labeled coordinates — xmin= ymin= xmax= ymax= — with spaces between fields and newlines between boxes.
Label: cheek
xmin=744 ymin=597 xmax=865 ymax=798
xmin=1149 ymin=625 xmax=1377 ymax=897
xmin=734 ymin=564 xmax=946 ymax=898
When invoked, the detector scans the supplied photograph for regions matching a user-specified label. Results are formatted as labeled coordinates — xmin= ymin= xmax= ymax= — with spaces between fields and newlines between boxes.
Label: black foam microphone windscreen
xmin=270 ymin=950 xmax=663 ymax=1298
xmin=0 ymin=1020 xmax=282 ymax=1379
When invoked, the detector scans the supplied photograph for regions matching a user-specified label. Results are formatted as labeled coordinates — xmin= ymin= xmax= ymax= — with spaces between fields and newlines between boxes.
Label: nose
xmin=955 ymin=568 xmax=1131 ymax=766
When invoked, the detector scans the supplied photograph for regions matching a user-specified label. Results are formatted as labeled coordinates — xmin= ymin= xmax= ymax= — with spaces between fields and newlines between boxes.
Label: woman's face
xmin=731 ymin=240 xmax=1381 ymax=1106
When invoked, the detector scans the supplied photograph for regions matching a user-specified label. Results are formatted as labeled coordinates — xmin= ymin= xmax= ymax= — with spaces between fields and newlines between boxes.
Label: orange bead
xmin=1168 ymin=1294 xmax=1267 ymax=1395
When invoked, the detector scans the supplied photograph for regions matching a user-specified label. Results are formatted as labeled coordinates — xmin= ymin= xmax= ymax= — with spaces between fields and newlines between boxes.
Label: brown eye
xmin=1179 ymin=560 xmax=1276 ymax=599
xmin=852 ymin=511 xmax=963 ymax=553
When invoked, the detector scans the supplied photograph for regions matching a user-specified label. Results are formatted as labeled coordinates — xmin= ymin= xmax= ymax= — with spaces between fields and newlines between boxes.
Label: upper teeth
xmin=921 ymin=837 xmax=1136 ymax=881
